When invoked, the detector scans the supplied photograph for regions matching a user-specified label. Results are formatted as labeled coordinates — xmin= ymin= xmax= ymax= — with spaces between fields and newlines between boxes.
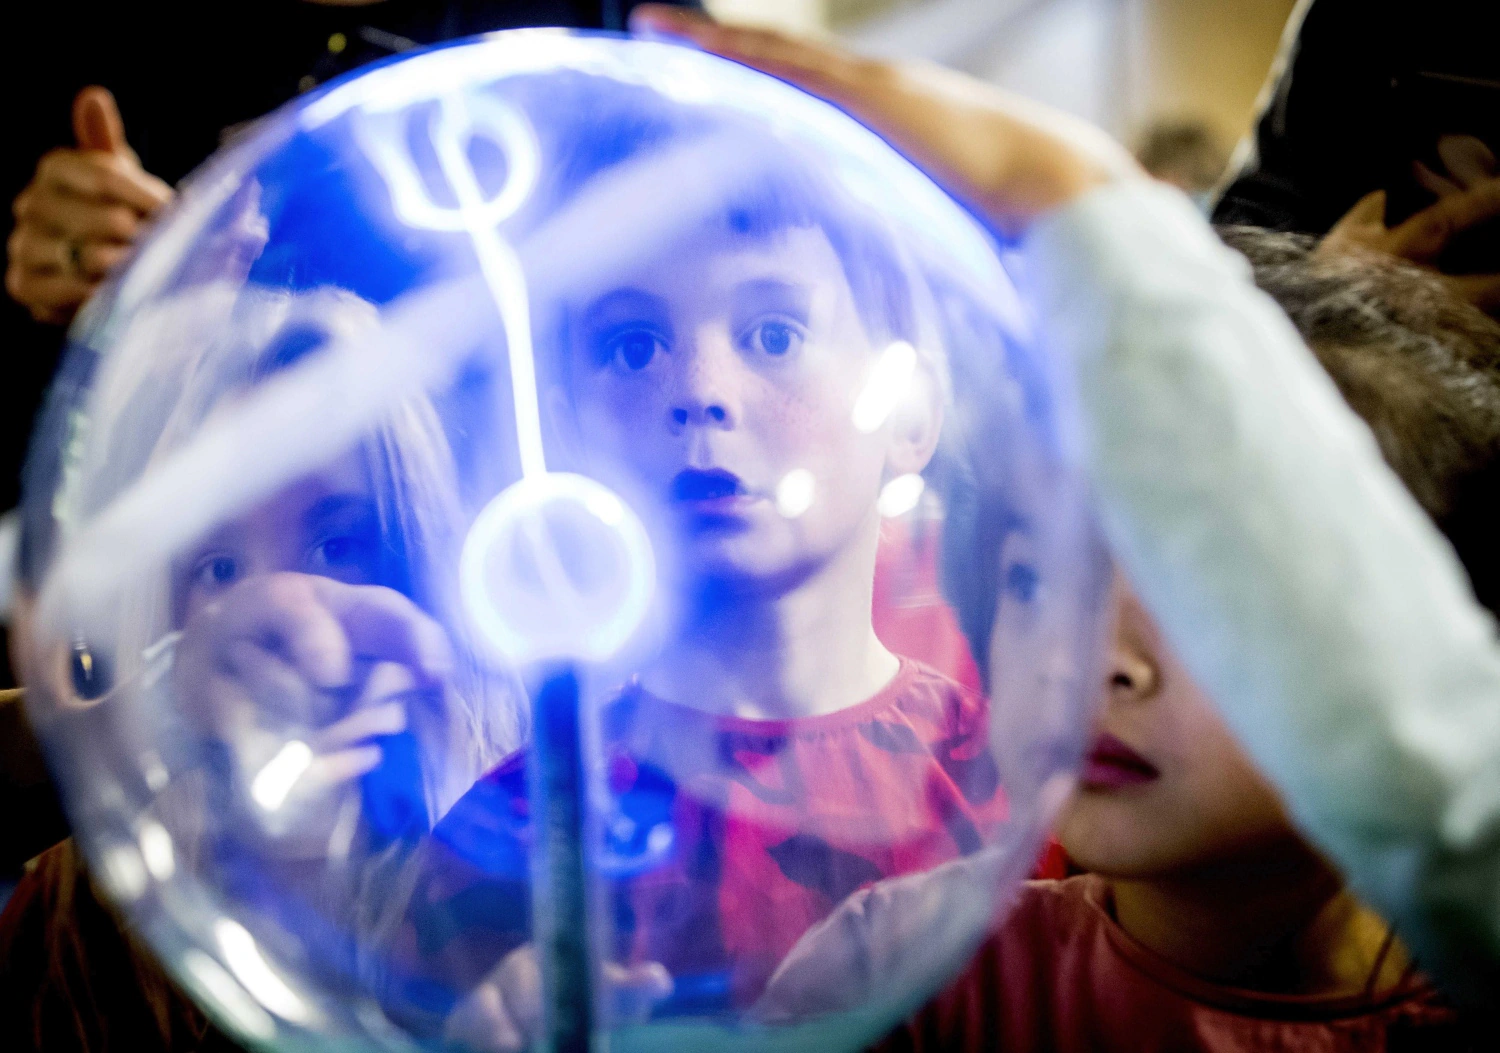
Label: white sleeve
xmin=1021 ymin=178 xmax=1500 ymax=980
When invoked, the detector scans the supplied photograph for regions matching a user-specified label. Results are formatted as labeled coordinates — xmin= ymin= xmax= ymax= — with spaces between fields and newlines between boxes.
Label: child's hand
xmin=628 ymin=5 xmax=1136 ymax=237
xmin=173 ymin=572 xmax=454 ymax=852
xmin=444 ymin=944 xmax=672 ymax=1052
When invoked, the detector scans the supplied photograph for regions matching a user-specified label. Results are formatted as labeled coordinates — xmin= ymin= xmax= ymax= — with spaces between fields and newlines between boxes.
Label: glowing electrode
xmin=356 ymin=89 xmax=653 ymax=664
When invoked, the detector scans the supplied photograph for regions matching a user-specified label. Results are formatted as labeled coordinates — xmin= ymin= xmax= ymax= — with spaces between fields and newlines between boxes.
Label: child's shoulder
xmin=897 ymin=874 xmax=1469 ymax=1053
xmin=873 ymin=657 xmax=989 ymax=735
xmin=998 ymin=874 xmax=1111 ymax=951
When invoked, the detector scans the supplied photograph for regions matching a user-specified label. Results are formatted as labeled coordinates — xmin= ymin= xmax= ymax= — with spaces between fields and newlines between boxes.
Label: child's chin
xmin=682 ymin=541 xmax=812 ymax=593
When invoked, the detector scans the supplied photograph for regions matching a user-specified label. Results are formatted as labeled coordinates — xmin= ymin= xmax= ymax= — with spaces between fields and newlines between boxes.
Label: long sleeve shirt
xmin=1028 ymin=177 xmax=1500 ymax=998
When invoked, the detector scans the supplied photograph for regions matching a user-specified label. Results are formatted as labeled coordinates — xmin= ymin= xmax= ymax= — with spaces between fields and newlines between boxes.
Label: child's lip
xmin=1080 ymin=732 xmax=1160 ymax=789
xmin=670 ymin=468 xmax=759 ymax=510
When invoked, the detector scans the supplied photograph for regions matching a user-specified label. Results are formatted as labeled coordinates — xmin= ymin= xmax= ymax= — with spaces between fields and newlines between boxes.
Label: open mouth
xmin=1080 ymin=732 xmax=1161 ymax=789
xmin=671 ymin=468 xmax=747 ymax=504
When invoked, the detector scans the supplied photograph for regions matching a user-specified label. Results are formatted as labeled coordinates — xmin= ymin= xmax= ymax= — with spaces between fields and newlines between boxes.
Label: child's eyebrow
xmin=580 ymin=287 xmax=672 ymax=333
xmin=731 ymin=277 xmax=812 ymax=321
xmin=302 ymin=492 xmax=377 ymax=530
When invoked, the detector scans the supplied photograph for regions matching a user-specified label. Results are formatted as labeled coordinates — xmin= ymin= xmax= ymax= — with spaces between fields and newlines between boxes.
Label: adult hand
xmin=628 ymin=5 xmax=1136 ymax=238
xmin=173 ymin=573 xmax=455 ymax=854
xmin=1415 ymin=135 xmax=1497 ymax=198
xmin=6 ymin=87 xmax=174 ymax=326
xmin=1319 ymin=181 xmax=1500 ymax=314
xmin=445 ymin=944 xmax=671 ymax=1053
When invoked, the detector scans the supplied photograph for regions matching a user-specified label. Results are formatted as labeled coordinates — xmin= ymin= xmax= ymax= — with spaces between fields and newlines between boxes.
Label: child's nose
xmin=668 ymin=331 xmax=740 ymax=432
xmin=1108 ymin=645 xmax=1158 ymax=702
xmin=671 ymin=404 xmax=728 ymax=428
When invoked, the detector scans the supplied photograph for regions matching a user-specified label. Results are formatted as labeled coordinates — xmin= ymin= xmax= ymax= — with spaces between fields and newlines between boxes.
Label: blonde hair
xmin=73 ymin=281 xmax=525 ymax=819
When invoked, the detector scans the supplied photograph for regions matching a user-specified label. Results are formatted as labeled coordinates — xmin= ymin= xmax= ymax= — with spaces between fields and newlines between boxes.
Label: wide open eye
xmin=742 ymin=318 xmax=805 ymax=358
xmin=601 ymin=328 xmax=667 ymax=372
xmin=313 ymin=535 xmax=368 ymax=568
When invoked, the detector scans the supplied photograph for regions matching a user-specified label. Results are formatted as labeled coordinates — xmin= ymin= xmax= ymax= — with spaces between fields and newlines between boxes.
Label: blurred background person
xmin=1134 ymin=118 xmax=1228 ymax=207
xmin=1215 ymin=0 xmax=1500 ymax=234
xmin=1215 ymin=0 xmax=1500 ymax=318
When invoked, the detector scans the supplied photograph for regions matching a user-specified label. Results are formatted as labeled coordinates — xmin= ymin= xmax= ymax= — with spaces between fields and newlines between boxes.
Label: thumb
xmin=73 ymin=86 xmax=130 ymax=154
xmin=1343 ymin=189 xmax=1389 ymax=226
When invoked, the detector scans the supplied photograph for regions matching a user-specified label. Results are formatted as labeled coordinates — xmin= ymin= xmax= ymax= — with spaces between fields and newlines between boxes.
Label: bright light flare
xmin=852 ymin=341 xmax=919 ymax=434
xmin=878 ymin=473 xmax=926 ymax=519
xmin=98 ymin=842 xmax=147 ymax=902
xmin=182 ymin=950 xmax=276 ymax=1041
xmin=775 ymin=469 xmax=816 ymax=519
xmin=215 ymin=918 xmax=316 ymax=1024
xmin=250 ymin=741 xmax=313 ymax=812
xmin=138 ymin=820 xmax=176 ymax=881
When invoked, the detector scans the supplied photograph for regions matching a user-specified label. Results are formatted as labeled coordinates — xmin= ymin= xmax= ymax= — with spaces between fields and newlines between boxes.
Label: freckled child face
xmin=173 ymin=451 xmax=383 ymax=625
xmin=565 ymin=225 xmax=899 ymax=588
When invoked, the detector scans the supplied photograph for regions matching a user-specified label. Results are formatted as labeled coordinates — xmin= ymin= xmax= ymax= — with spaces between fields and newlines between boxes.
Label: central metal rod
xmin=530 ymin=664 xmax=595 ymax=1053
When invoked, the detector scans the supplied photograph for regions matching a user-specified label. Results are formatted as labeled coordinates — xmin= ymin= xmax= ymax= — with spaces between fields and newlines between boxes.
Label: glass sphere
xmin=20 ymin=31 xmax=1110 ymax=1053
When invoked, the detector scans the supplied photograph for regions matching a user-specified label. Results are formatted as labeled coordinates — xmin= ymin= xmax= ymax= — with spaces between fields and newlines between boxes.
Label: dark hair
xmin=1220 ymin=226 xmax=1500 ymax=617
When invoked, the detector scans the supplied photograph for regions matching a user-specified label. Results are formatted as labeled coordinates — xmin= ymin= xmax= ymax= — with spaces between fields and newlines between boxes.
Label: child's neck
xmin=643 ymin=522 xmax=899 ymax=720
xmin=1108 ymin=847 xmax=1410 ymax=997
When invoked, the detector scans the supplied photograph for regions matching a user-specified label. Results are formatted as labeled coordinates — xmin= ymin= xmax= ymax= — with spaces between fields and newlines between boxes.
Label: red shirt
xmin=878 ymin=875 xmax=1462 ymax=1053
xmin=872 ymin=517 xmax=983 ymax=696
xmin=401 ymin=659 xmax=1007 ymax=1015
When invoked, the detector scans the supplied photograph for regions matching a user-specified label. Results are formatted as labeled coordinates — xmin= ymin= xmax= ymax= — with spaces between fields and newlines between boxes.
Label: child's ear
xmin=884 ymin=356 xmax=944 ymax=477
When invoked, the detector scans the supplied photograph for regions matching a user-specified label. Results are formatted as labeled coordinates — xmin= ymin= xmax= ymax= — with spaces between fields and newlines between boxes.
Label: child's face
xmin=1055 ymin=574 xmax=1300 ymax=877
xmin=173 ymin=451 xmax=382 ymax=625
xmin=564 ymin=224 xmax=935 ymax=586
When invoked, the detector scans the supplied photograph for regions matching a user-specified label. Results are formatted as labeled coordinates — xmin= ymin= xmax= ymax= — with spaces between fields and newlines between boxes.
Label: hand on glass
xmin=173 ymin=572 xmax=455 ymax=853
xmin=1319 ymin=179 xmax=1500 ymax=313
xmin=6 ymin=87 xmax=174 ymax=325
xmin=628 ymin=5 xmax=1136 ymax=238
xmin=445 ymin=944 xmax=671 ymax=1053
